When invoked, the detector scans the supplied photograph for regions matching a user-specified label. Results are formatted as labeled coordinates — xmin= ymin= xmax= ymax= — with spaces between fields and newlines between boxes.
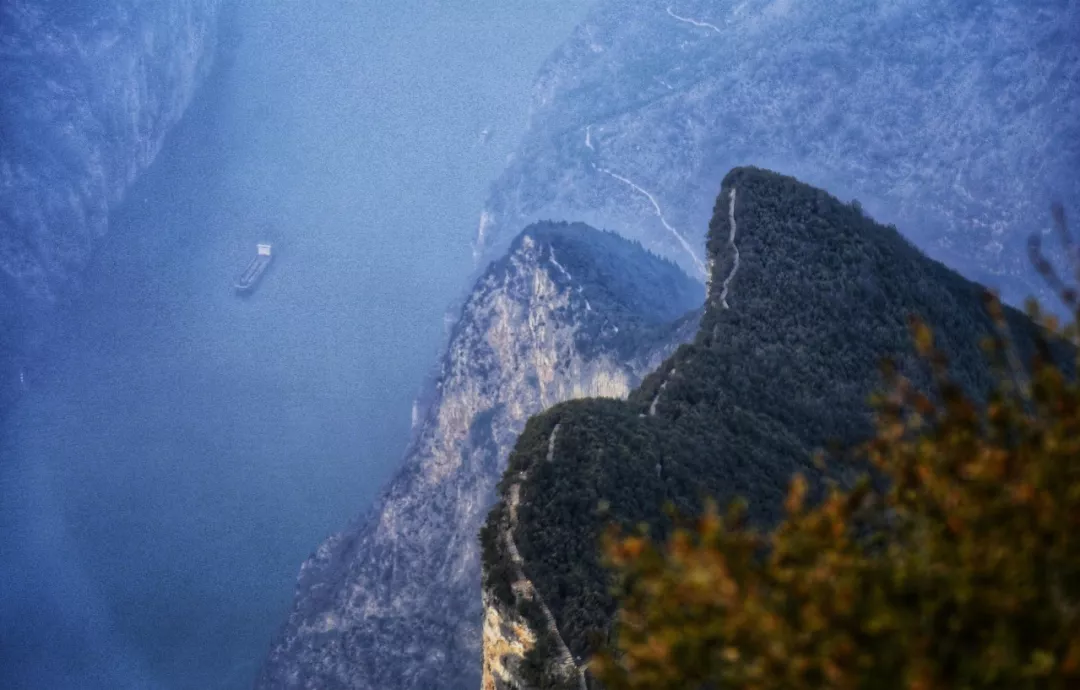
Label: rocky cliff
xmin=261 ymin=0 xmax=1078 ymax=686
xmin=0 ymin=0 xmax=224 ymax=409
xmin=479 ymin=167 xmax=1064 ymax=689
xmin=257 ymin=223 xmax=703 ymax=690
xmin=475 ymin=0 xmax=1079 ymax=303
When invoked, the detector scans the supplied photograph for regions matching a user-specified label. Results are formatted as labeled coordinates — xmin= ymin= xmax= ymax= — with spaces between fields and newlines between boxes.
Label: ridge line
xmin=719 ymin=187 xmax=740 ymax=309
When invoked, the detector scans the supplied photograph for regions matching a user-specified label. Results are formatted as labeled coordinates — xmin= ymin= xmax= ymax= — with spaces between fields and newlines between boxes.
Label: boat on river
xmin=235 ymin=243 xmax=273 ymax=294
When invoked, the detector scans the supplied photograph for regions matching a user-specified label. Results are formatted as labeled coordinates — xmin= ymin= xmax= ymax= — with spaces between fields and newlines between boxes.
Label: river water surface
xmin=0 ymin=2 xmax=590 ymax=688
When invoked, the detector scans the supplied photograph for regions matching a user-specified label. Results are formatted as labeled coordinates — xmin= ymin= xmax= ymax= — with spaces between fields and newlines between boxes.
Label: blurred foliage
xmin=593 ymin=203 xmax=1080 ymax=689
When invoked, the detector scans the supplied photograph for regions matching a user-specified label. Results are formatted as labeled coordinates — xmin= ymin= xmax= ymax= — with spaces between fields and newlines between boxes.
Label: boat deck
xmin=235 ymin=244 xmax=273 ymax=293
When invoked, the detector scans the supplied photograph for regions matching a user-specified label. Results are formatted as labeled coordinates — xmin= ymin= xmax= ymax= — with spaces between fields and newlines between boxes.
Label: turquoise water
xmin=0 ymin=2 xmax=590 ymax=688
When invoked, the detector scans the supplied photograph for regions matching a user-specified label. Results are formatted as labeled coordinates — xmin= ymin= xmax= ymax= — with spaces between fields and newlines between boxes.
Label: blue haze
xmin=0 ymin=1 xmax=591 ymax=688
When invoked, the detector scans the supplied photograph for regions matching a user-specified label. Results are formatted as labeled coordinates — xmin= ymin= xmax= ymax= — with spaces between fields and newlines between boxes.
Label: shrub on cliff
xmin=593 ymin=205 xmax=1080 ymax=689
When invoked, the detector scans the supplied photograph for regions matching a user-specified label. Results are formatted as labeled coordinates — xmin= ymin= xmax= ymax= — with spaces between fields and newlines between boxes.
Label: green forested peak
xmin=481 ymin=168 xmax=1060 ymax=689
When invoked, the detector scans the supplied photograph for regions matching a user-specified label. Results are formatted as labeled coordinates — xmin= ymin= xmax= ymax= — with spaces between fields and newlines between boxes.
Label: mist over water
xmin=0 ymin=2 xmax=591 ymax=688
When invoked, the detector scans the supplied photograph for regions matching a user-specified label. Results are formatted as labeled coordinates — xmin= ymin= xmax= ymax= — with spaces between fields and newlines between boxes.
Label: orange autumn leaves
xmin=592 ymin=206 xmax=1080 ymax=690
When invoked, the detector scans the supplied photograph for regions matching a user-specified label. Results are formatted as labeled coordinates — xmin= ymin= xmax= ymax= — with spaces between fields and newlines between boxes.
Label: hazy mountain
xmin=475 ymin=0 xmax=1079 ymax=305
xmin=0 ymin=0 xmax=225 ymax=411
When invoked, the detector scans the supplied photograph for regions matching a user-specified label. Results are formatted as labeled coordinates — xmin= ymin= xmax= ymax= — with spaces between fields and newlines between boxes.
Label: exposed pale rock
xmin=258 ymin=223 xmax=701 ymax=690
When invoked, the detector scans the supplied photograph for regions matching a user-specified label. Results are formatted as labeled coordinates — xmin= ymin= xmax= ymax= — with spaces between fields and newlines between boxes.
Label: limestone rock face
xmin=257 ymin=223 xmax=702 ymax=690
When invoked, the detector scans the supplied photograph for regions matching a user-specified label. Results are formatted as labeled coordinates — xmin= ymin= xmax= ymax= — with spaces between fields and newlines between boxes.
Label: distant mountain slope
xmin=480 ymin=167 xmax=1060 ymax=689
xmin=0 ymin=0 xmax=224 ymax=410
xmin=258 ymin=222 xmax=702 ymax=690
xmin=475 ymin=0 xmax=1079 ymax=305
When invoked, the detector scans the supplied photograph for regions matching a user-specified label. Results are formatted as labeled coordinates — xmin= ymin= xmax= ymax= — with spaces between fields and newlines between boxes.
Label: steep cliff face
xmin=480 ymin=420 xmax=587 ymax=690
xmin=258 ymin=223 xmax=702 ymax=690
xmin=0 ymin=0 xmax=224 ymax=406
xmin=479 ymin=167 xmax=1063 ymax=689
xmin=475 ymin=0 xmax=1079 ymax=302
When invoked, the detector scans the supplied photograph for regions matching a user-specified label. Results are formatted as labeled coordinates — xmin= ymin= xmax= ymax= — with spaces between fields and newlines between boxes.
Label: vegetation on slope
xmin=507 ymin=221 xmax=705 ymax=360
xmin=480 ymin=167 xmax=1073 ymax=689
xmin=595 ymin=204 xmax=1080 ymax=689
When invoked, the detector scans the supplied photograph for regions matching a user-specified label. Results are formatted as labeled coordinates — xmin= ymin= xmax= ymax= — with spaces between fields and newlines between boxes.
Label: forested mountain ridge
xmin=258 ymin=222 xmax=702 ymax=690
xmin=479 ymin=167 xmax=1059 ymax=690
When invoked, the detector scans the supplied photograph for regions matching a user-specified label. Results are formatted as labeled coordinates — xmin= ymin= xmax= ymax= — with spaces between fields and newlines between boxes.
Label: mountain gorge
xmin=0 ymin=0 xmax=225 ymax=412
xmin=479 ymin=167 xmax=1062 ymax=689
xmin=258 ymin=224 xmax=703 ymax=690
xmin=0 ymin=0 xmax=1070 ymax=686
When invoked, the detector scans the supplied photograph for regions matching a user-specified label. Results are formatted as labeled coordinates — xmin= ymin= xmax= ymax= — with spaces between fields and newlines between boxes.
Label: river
xmin=0 ymin=1 xmax=590 ymax=688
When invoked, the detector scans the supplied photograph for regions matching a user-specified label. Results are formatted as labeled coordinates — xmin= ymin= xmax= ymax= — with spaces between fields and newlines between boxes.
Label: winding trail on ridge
xmin=501 ymin=425 xmax=587 ymax=690
xmin=666 ymin=6 xmax=722 ymax=34
xmin=595 ymin=165 xmax=706 ymax=277
xmin=719 ymin=187 xmax=740 ymax=309
xmin=648 ymin=367 xmax=675 ymax=417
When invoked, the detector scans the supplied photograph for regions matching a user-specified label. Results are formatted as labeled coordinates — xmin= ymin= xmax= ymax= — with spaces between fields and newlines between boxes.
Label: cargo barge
xmin=235 ymin=243 xmax=273 ymax=294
